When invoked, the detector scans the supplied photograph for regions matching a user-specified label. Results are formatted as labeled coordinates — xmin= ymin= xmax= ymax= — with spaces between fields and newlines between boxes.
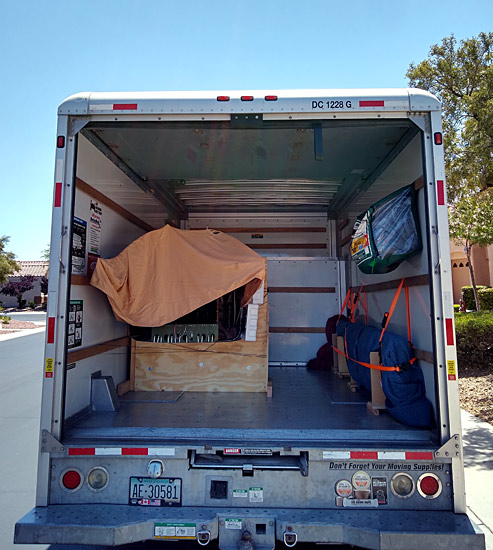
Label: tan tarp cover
xmin=90 ymin=225 xmax=265 ymax=327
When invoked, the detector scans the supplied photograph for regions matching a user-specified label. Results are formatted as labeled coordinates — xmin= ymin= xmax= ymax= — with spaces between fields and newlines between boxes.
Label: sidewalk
xmin=462 ymin=409 xmax=493 ymax=549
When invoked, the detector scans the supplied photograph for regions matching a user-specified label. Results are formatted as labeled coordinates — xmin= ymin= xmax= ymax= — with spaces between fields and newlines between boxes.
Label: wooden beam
xmin=71 ymin=275 xmax=91 ymax=286
xmin=247 ymin=243 xmax=326 ymax=250
xmin=269 ymin=286 xmax=335 ymax=293
xmin=414 ymin=348 xmax=434 ymax=365
xmin=67 ymin=336 xmax=130 ymax=363
xmin=350 ymin=274 xmax=429 ymax=293
xmin=339 ymin=234 xmax=352 ymax=247
xmin=413 ymin=176 xmax=424 ymax=191
xmin=338 ymin=218 xmax=349 ymax=231
xmin=269 ymin=327 xmax=326 ymax=333
xmin=76 ymin=178 xmax=155 ymax=233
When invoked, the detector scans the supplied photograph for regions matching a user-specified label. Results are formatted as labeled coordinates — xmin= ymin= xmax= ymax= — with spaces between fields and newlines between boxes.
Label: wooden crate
xmin=133 ymin=277 xmax=268 ymax=393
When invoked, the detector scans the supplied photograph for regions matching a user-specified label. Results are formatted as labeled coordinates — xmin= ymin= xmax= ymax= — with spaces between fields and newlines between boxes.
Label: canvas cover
xmin=90 ymin=225 xmax=265 ymax=327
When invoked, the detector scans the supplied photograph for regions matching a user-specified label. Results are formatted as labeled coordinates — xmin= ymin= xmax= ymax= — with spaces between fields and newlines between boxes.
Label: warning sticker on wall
xmin=68 ymin=300 xmax=83 ymax=349
xmin=89 ymin=200 xmax=102 ymax=255
xmin=447 ymin=360 xmax=457 ymax=381
xmin=154 ymin=523 xmax=196 ymax=539
xmin=249 ymin=487 xmax=264 ymax=502
xmin=45 ymin=358 xmax=54 ymax=378
xmin=72 ymin=217 xmax=87 ymax=275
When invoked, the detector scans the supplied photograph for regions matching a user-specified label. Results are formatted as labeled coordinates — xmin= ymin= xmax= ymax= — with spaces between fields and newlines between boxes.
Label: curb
xmin=0 ymin=326 xmax=46 ymax=342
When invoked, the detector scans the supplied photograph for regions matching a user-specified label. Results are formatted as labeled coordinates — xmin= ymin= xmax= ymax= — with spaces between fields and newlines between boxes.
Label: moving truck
xmin=15 ymin=90 xmax=485 ymax=549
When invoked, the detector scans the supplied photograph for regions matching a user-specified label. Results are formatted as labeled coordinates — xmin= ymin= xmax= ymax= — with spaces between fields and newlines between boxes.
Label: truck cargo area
xmin=61 ymin=112 xmax=439 ymax=449
xmin=64 ymin=367 xmax=435 ymax=445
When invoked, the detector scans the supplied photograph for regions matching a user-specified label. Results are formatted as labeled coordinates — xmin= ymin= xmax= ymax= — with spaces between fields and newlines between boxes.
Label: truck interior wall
xmin=187 ymin=216 xmax=341 ymax=364
xmin=65 ymin=144 xmax=151 ymax=420
xmin=340 ymin=133 xmax=437 ymax=419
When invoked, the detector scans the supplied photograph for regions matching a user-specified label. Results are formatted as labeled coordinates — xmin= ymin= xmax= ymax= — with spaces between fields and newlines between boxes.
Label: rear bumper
xmin=15 ymin=505 xmax=485 ymax=550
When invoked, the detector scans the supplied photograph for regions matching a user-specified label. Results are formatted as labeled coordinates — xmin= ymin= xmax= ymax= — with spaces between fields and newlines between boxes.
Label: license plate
xmin=129 ymin=477 xmax=181 ymax=506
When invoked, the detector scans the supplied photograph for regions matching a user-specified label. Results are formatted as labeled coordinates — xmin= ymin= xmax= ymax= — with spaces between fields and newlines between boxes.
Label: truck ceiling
xmin=80 ymin=117 xmax=420 ymax=217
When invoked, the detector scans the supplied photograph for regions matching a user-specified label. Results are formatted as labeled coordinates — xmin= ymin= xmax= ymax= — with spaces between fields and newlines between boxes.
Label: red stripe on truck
xmin=47 ymin=317 xmax=55 ymax=343
xmin=446 ymin=318 xmax=454 ymax=345
xmin=54 ymin=182 xmax=62 ymax=207
xmin=405 ymin=451 xmax=434 ymax=461
xmin=122 ymin=448 xmax=149 ymax=455
xmin=113 ymin=103 xmax=138 ymax=110
xmin=359 ymin=100 xmax=385 ymax=107
xmin=437 ymin=180 xmax=445 ymax=205
xmin=69 ymin=448 xmax=95 ymax=456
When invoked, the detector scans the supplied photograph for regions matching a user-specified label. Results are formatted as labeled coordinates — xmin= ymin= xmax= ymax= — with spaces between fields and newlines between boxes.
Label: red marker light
xmin=434 ymin=132 xmax=443 ymax=145
xmin=62 ymin=470 xmax=82 ymax=490
xmin=217 ymin=96 xmax=230 ymax=102
xmin=241 ymin=96 xmax=254 ymax=101
xmin=418 ymin=474 xmax=442 ymax=498
xmin=57 ymin=136 xmax=65 ymax=148
xmin=265 ymin=95 xmax=278 ymax=101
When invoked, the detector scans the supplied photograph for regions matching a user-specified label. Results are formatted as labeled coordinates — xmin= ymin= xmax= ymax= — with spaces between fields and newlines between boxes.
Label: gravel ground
xmin=0 ymin=319 xmax=45 ymax=333
xmin=459 ymin=365 xmax=493 ymax=424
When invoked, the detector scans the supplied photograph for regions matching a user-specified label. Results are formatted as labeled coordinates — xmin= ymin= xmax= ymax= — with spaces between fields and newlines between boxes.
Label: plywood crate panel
xmin=134 ymin=278 xmax=268 ymax=393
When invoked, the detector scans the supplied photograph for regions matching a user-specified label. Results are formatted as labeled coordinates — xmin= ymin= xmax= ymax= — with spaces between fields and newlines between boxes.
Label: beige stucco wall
xmin=450 ymin=241 xmax=493 ymax=303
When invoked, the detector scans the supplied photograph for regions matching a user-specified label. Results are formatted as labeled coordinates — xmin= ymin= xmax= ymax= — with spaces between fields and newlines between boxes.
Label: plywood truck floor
xmin=65 ymin=367 xmax=435 ymax=446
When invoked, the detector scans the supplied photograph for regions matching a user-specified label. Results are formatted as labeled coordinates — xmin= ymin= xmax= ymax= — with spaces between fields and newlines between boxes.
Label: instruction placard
xmin=89 ymin=200 xmax=102 ymax=255
xmin=68 ymin=300 xmax=83 ymax=349
xmin=72 ymin=217 xmax=87 ymax=275
xmin=447 ymin=360 xmax=457 ymax=381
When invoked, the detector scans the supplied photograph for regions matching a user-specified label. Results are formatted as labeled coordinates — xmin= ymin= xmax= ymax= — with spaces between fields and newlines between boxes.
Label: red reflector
xmin=69 ymin=448 xmax=95 ymax=456
xmin=54 ymin=182 xmax=62 ymax=207
xmin=62 ymin=470 xmax=81 ymax=490
xmin=217 ymin=96 xmax=230 ymax=102
xmin=113 ymin=103 xmax=137 ymax=110
xmin=405 ymin=452 xmax=434 ymax=461
xmin=351 ymin=451 xmax=378 ymax=460
xmin=47 ymin=317 xmax=55 ymax=343
xmin=437 ymin=180 xmax=445 ymax=205
xmin=434 ymin=132 xmax=443 ymax=145
xmin=359 ymin=100 xmax=385 ymax=107
xmin=419 ymin=475 xmax=440 ymax=496
xmin=57 ymin=136 xmax=65 ymax=148
xmin=241 ymin=96 xmax=254 ymax=101
xmin=445 ymin=318 xmax=454 ymax=345
xmin=265 ymin=95 xmax=278 ymax=101
xmin=122 ymin=448 xmax=148 ymax=456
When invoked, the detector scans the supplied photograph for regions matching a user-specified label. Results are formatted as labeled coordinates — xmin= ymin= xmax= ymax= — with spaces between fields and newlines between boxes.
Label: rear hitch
xmin=283 ymin=531 xmax=298 ymax=547
xmin=197 ymin=530 xmax=211 ymax=546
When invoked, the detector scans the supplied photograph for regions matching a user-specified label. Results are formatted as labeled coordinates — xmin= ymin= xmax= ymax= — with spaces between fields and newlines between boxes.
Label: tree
xmin=0 ymin=236 xmax=20 ymax=284
xmin=449 ymin=189 xmax=493 ymax=310
xmin=407 ymin=32 xmax=493 ymax=201
xmin=1 ymin=275 xmax=36 ymax=309
xmin=407 ymin=33 xmax=493 ymax=308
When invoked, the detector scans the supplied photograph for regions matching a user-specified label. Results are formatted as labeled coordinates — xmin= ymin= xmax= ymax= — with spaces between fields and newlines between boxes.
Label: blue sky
xmin=1 ymin=0 xmax=491 ymax=260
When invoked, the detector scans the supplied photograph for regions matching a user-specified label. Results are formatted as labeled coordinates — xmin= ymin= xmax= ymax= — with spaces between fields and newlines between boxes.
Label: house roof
xmin=12 ymin=261 xmax=49 ymax=277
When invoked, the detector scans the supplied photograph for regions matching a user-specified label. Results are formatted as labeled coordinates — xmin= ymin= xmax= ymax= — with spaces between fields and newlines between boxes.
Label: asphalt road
xmin=0 ymin=332 xmax=355 ymax=550
xmin=6 ymin=312 xmax=47 ymax=323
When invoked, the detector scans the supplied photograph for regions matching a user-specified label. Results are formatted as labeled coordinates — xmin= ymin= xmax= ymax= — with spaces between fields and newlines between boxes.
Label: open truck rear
xmin=15 ymin=89 xmax=484 ymax=549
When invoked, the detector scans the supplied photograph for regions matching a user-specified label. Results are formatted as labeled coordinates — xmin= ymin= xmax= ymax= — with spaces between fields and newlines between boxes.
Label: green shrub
xmin=455 ymin=310 xmax=493 ymax=368
xmin=461 ymin=285 xmax=488 ymax=310
xmin=478 ymin=288 xmax=493 ymax=310
xmin=454 ymin=304 xmax=460 ymax=313
xmin=1 ymin=315 xmax=10 ymax=324
xmin=28 ymin=300 xmax=36 ymax=310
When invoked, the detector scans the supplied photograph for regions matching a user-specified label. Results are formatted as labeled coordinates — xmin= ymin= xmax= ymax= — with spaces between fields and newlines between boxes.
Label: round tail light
xmin=61 ymin=469 xmax=83 ymax=491
xmin=390 ymin=473 xmax=415 ymax=499
xmin=418 ymin=473 xmax=442 ymax=499
xmin=87 ymin=466 xmax=109 ymax=491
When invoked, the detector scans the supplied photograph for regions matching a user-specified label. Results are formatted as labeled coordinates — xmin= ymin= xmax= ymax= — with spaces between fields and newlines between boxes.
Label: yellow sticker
xmin=447 ymin=360 xmax=456 ymax=381
xmin=45 ymin=358 xmax=54 ymax=379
